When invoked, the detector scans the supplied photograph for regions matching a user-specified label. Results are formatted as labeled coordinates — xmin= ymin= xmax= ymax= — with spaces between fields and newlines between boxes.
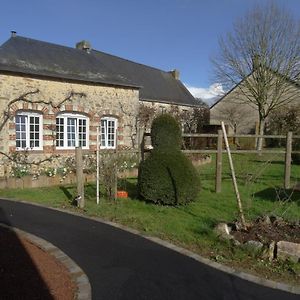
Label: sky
xmin=0 ymin=0 xmax=299 ymax=103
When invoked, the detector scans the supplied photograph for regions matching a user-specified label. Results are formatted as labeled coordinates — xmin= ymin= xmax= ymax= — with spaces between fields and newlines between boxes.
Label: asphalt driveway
xmin=0 ymin=199 xmax=298 ymax=300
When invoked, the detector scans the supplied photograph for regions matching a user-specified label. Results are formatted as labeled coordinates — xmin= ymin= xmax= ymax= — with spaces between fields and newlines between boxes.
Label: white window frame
xmin=56 ymin=113 xmax=89 ymax=149
xmin=100 ymin=117 xmax=117 ymax=149
xmin=15 ymin=111 xmax=43 ymax=151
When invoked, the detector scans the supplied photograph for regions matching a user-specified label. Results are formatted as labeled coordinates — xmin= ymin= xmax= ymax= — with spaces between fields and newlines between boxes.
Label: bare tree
xmin=212 ymin=3 xmax=300 ymax=150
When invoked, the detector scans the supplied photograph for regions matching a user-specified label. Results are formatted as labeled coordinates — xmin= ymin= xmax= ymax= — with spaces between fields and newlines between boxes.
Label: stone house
xmin=210 ymin=71 xmax=300 ymax=135
xmin=0 ymin=33 xmax=200 ymax=177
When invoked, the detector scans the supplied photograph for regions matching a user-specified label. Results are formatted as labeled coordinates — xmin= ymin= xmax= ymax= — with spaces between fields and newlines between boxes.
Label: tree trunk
xmin=256 ymin=118 xmax=265 ymax=151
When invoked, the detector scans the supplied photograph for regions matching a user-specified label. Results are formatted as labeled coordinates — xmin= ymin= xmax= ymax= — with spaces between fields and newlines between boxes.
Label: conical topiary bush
xmin=138 ymin=114 xmax=200 ymax=205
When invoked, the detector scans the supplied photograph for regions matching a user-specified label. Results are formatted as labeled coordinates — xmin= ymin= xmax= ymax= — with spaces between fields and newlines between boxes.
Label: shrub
xmin=151 ymin=114 xmax=182 ymax=150
xmin=138 ymin=114 xmax=200 ymax=205
xmin=138 ymin=150 xmax=200 ymax=205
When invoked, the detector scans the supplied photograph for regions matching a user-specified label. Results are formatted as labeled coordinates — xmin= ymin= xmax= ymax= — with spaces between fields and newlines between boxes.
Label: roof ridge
xmin=14 ymin=35 xmax=177 ymax=76
xmin=11 ymin=36 xmax=175 ymax=76
xmin=7 ymin=35 xmax=83 ymax=52
xmin=91 ymin=49 xmax=174 ymax=75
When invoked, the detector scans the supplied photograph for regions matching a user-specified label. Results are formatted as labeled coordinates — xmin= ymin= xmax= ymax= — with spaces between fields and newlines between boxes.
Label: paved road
xmin=0 ymin=199 xmax=298 ymax=300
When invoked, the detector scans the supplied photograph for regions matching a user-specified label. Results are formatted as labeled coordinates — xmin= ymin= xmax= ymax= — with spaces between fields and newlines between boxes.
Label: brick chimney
xmin=11 ymin=31 xmax=16 ymax=38
xmin=169 ymin=69 xmax=180 ymax=80
xmin=76 ymin=40 xmax=92 ymax=53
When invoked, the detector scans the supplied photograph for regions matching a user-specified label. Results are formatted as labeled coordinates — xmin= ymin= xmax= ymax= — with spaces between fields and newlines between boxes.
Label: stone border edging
xmin=0 ymin=222 xmax=91 ymax=300
xmin=1 ymin=197 xmax=300 ymax=295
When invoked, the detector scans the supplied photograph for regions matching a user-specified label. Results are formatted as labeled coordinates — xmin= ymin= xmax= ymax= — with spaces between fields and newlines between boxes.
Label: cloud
xmin=185 ymin=83 xmax=225 ymax=105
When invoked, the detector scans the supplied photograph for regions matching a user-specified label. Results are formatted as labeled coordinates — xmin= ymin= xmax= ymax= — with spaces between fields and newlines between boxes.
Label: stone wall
xmin=0 ymin=73 xmax=139 ymax=177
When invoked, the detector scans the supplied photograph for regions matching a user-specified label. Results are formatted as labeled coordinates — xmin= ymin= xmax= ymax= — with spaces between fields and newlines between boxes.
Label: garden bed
xmin=232 ymin=216 xmax=300 ymax=244
xmin=0 ymin=168 xmax=138 ymax=189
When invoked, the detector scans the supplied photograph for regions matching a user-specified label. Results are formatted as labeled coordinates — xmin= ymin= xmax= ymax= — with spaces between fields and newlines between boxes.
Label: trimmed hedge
xmin=151 ymin=114 xmax=182 ymax=150
xmin=138 ymin=149 xmax=200 ymax=205
xmin=138 ymin=114 xmax=200 ymax=205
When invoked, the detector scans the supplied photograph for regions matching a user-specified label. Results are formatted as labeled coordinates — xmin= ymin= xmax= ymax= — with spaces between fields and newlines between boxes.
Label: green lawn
xmin=0 ymin=153 xmax=299 ymax=284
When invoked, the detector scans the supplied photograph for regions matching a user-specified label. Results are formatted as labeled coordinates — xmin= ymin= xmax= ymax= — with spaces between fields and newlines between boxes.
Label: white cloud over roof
xmin=185 ymin=83 xmax=225 ymax=104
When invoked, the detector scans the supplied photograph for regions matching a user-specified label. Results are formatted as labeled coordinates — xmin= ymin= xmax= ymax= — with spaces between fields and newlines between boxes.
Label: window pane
xmin=16 ymin=115 xmax=27 ymax=149
xmin=101 ymin=118 xmax=116 ymax=149
xmin=29 ymin=114 xmax=40 ymax=149
xmin=56 ymin=118 xmax=64 ymax=147
xmin=67 ymin=118 xmax=76 ymax=147
xmin=78 ymin=118 xmax=87 ymax=147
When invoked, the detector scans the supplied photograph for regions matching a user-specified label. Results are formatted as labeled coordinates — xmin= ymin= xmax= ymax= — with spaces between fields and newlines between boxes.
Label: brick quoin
xmin=22 ymin=102 xmax=29 ymax=109
xmin=31 ymin=103 xmax=38 ymax=110
xmin=43 ymin=114 xmax=56 ymax=120
xmin=65 ymin=104 xmax=73 ymax=111
xmin=52 ymin=107 xmax=61 ymax=114
xmin=89 ymin=126 xmax=98 ymax=132
xmin=43 ymin=124 xmax=56 ymax=130
xmin=11 ymin=104 xmax=19 ymax=113
xmin=43 ymin=135 xmax=54 ymax=141
xmin=42 ymin=107 xmax=49 ymax=114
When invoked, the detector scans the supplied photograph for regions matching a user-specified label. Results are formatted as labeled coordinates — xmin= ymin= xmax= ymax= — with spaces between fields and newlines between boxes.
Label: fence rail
xmin=142 ymin=131 xmax=299 ymax=193
xmin=144 ymin=132 xmax=300 ymax=139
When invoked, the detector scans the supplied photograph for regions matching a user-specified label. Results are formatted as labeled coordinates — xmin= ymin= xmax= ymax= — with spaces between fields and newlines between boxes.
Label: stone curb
xmin=1 ymin=197 xmax=300 ymax=295
xmin=0 ymin=222 xmax=91 ymax=300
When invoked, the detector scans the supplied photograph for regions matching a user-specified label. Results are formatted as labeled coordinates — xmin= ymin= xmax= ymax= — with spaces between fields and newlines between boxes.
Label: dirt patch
xmin=0 ymin=227 xmax=76 ymax=299
xmin=231 ymin=216 xmax=300 ymax=244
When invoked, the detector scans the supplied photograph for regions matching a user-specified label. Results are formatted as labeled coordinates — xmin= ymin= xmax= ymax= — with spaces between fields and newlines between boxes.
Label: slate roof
xmin=0 ymin=36 xmax=198 ymax=107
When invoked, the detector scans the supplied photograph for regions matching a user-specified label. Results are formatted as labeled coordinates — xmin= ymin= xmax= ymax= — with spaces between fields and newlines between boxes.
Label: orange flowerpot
xmin=116 ymin=190 xmax=128 ymax=198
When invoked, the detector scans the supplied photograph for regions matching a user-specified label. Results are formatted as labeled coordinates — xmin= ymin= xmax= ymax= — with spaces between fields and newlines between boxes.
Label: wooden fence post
xmin=284 ymin=131 xmax=292 ymax=189
xmin=221 ymin=122 xmax=246 ymax=228
xmin=215 ymin=130 xmax=223 ymax=193
xmin=75 ymin=147 xmax=85 ymax=208
xmin=96 ymin=126 xmax=100 ymax=204
xmin=137 ymin=127 xmax=141 ymax=162
xmin=141 ymin=133 xmax=145 ymax=161
xmin=113 ymin=150 xmax=118 ymax=200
